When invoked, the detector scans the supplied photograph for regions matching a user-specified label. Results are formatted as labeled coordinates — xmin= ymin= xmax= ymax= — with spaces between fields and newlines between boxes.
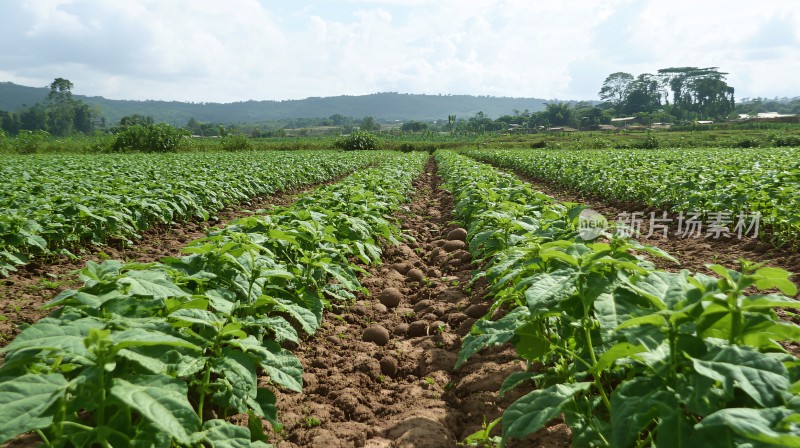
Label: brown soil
xmin=0 ymin=182 xmax=331 ymax=348
xmin=268 ymin=159 xmax=565 ymax=447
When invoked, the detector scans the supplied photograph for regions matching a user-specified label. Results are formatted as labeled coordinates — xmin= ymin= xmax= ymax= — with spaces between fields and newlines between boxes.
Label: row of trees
xmin=0 ymin=78 xmax=95 ymax=136
xmin=599 ymin=67 xmax=735 ymax=120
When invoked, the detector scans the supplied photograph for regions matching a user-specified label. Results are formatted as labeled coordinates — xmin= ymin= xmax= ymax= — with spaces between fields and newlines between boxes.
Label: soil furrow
xmin=271 ymin=158 xmax=567 ymax=448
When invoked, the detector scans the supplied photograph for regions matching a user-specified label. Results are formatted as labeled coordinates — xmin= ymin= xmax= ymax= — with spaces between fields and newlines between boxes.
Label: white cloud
xmin=0 ymin=0 xmax=798 ymax=102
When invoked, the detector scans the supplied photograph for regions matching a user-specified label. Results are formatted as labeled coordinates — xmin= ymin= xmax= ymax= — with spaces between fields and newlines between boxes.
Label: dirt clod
xmin=464 ymin=303 xmax=490 ymax=319
xmin=392 ymin=323 xmax=409 ymax=336
xmin=442 ymin=240 xmax=467 ymax=252
xmin=380 ymin=356 xmax=399 ymax=378
xmin=406 ymin=268 xmax=425 ymax=282
xmin=362 ymin=325 xmax=391 ymax=346
xmin=379 ymin=287 xmax=403 ymax=308
xmin=407 ymin=320 xmax=429 ymax=337
xmin=446 ymin=228 xmax=468 ymax=241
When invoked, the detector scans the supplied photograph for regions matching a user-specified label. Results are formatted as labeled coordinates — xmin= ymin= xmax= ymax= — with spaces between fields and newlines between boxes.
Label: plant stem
xmin=197 ymin=359 xmax=212 ymax=419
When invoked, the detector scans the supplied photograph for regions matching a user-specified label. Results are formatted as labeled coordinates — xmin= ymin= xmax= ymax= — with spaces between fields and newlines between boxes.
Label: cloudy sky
xmin=0 ymin=0 xmax=798 ymax=103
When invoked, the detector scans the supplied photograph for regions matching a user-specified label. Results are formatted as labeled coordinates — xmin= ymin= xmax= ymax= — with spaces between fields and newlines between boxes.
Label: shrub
xmin=529 ymin=140 xmax=547 ymax=149
xmin=14 ymin=130 xmax=50 ymax=154
xmin=111 ymin=123 xmax=189 ymax=153
xmin=334 ymin=131 xmax=379 ymax=151
xmin=768 ymin=133 xmax=800 ymax=147
xmin=221 ymin=134 xmax=251 ymax=151
xmin=732 ymin=137 xmax=760 ymax=148
xmin=634 ymin=130 xmax=659 ymax=149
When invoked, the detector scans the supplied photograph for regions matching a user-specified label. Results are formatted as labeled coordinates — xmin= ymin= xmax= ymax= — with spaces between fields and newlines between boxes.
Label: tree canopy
xmin=598 ymin=67 xmax=735 ymax=120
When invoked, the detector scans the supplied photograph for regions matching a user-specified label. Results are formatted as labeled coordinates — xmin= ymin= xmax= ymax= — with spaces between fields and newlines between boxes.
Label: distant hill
xmin=0 ymin=81 xmax=572 ymax=126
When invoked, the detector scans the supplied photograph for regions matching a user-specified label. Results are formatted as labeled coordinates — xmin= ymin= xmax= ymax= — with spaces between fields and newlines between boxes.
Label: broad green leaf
xmin=2 ymin=317 xmax=103 ymax=356
xmin=257 ymin=316 xmax=299 ymax=343
xmin=0 ymin=374 xmax=68 ymax=443
xmin=692 ymin=345 xmax=791 ymax=407
xmin=213 ymin=348 xmax=258 ymax=411
xmin=169 ymin=308 xmax=225 ymax=329
xmin=272 ymin=296 xmax=319 ymax=335
xmin=455 ymin=307 xmax=530 ymax=369
xmin=196 ymin=418 xmax=257 ymax=448
xmin=499 ymin=371 xmax=537 ymax=400
xmin=230 ymin=337 xmax=303 ymax=392
xmin=696 ymin=407 xmax=800 ymax=447
xmin=111 ymin=327 xmax=200 ymax=352
xmin=523 ymin=269 xmax=577 ymax=312
xmin=246 ymin=388 xmax=279 ymax=428
xmin=593 ymin=342 xmax=647 ymax=374
xmin=118 ymin=270 xmax=190 ymax=299
xmin=502 ymin=382 xmax=592 ymax=441
xmin=111 ymin=374 xmax=201 ymax=445
xmin=611 ymin=376 xmax=676 ymax=447
xmin=753 ymin=267 xmax=798 ymax=296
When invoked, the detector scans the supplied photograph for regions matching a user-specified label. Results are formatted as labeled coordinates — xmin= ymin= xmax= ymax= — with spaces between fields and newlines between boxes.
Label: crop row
xmin=436 ymin=150 xmax=800 ymax=447
xmin=462 ymin=147 xmax=800 ymax=245
xmin=0 ymin=152 xmax=427 ymax=447
xmin=0 ymin=150 xmax=390 ymax=276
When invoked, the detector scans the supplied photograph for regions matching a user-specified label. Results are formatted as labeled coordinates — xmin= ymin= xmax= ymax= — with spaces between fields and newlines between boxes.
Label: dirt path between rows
xmin=0 ymin=181 xmax=335 ymax=347
xmin=269 ymin=158 xmax=568 ymax=448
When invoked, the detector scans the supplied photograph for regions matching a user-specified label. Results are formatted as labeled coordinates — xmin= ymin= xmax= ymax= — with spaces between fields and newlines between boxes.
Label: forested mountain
xmin=0 ymin=82 xmax=555 ymax=126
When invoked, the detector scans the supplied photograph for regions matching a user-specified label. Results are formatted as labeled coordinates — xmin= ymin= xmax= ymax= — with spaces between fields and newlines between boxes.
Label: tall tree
xmin=544 ymin=102 xmax=573 ymax=126
xmin=657 ymin=67 xmax=735 ymax=119
xmin=599 ymin=72 xmax=634 ymax=113
xmin=359 ymin=116 xmax=379 ymax=132
xmin=623 ymin=74 xmax=662 ymax=114
xmin=46 ymin=78 xmax=77 ymax=136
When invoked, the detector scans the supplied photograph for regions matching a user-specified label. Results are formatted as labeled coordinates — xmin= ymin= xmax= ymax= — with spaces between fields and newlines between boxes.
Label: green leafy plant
xmin=436 ymin=150 xmax=800 ymax=447
xmin=463 ymin=147 xmax=800 ymax=245
xmin=14 ymin=130 xmax=50 ymax=154
xmin=0 ymin=150 xmax=388 ymax=276
xmin=0 ymin=152 xmax=427 ymax=445
xmin=111 ymin=123 xmax=190 ymax=153
xmin=334 ymin=131 xmax=379 ymax=151
xmin=221 ymin=134 xmax=252 ymax=152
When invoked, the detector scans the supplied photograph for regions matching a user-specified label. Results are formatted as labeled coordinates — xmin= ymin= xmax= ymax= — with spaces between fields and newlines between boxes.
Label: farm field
xmin=0 ymin=145 xmax=798 ymax=447
xmin=463 ymin=147 xmax=800 ymax=246
xmin=0 ymin=150 xmax=389 ymax=276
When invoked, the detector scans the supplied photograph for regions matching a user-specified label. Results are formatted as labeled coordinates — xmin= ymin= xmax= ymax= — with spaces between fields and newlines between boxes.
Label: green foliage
xmin=733 ymin=136 xmax=760 ymax=148
xmin=401 ymin=121 xmax=429 ymax=132
xmin=0 ymin=152 xmax=426 ymax=445
xmin=437 ymin=150 xmax=800 ymax=447
xmin=334 ymin=131 xmax=379 ymax=151
xmin=221 ymin=134 xmax=252 ymax=152
xmin=0 ymin=129 xmax=8 ymax=152
xmin=13 ymin=129 xmax=50 ymax=154
xmin=0 ymin=150 xmax=389 ymax=276
xmin=769 ymin=133 xmax=800 ymax=147
xmin=634 ymin=130 xmax=659 ymax=149
xmin=464 ymin=147 xmax=800 ymax=245
xmin=111 ymin=123 xmax=190 ymax=153
xmin=359 ymin=116 xmax=380 ymax=132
